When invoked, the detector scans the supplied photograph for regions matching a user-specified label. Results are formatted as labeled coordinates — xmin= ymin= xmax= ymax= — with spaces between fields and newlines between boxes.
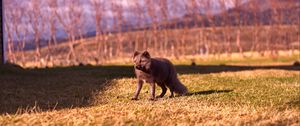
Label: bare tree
xmin=28 ymin=0 xmax=45 ymax=63
xmin=168 ymin=0 xmax=184 ymax=58
xmin=203 ymin=0 xmax=216 ymax=57
xmin=219 ymin=0 xmax=232 ymax=57
xmin=193 ymin=0 xmax=205 ymax=56
xmin=131 ymin=0 xmax=145 ymax=51
xmin=247 ymin=0 xmax=262 ymax=56
xmin=90 ymin=0 xmax=105 ymax=63
xmin=111 ymin=0 xmax=126 ymax=57
xmin=268 ymin=0 xmax=281 ymax=57
xmin=41 ymin=0 xmax=60 ymax=66
xmin=231 ymin=0 xmax=244 ymax=56
xmin=12 ymin=6 xmax=28 ymax=66
xmin=4 ymin=10 xmax=15 ymax=63
xmin=264 ymin=0 xmax=291 ymax=56
xmin=55 ymin=0 xmax=84 ymax=63
xmin=145 ymin=0 xmax=159 ymax=54
xmin=157 ymin=0 xmax=170 ymax=56
xmin=46 ymin=0 xmax=59 ymax=48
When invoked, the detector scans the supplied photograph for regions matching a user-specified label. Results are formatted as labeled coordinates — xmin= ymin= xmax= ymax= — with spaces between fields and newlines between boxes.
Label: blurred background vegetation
xmin=3 ymin=0 xmax=300 ymax=68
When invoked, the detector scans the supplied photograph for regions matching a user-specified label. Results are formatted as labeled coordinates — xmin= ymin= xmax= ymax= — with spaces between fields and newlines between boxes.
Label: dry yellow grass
xmin=1 ymin=63 xmax=299 ymax=125
xmin=1 ymin=103 xmax=299 ymax=125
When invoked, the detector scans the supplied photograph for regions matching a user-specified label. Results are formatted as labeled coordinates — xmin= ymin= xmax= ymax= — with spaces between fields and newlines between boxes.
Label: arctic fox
xmin=132 ymin=51 xmax=188 ymax=100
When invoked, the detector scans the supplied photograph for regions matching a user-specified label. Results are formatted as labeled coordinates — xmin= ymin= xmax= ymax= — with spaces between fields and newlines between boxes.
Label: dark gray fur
xmin=132 ymin=51 xmax=188 ymax=100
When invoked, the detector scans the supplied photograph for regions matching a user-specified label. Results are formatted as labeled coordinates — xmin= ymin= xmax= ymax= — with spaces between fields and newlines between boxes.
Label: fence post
xmin=0 ymin=0 xmax=3 ymax=64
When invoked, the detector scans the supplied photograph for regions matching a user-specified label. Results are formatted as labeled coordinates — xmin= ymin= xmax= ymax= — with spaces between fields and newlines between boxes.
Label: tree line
xmin=4 ymin=0 xmax=300 ymax=67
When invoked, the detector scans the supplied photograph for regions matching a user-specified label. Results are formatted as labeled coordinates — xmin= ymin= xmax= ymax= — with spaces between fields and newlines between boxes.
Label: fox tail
xmin=173 ymin=78 xmax=188 ymax=95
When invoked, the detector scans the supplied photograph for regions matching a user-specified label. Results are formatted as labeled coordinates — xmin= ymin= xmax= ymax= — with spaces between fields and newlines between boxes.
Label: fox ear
xmin=133 ymin=51 xmax=140 ymax=58
xmin=142 ymin=51 xmax=151 ymax=58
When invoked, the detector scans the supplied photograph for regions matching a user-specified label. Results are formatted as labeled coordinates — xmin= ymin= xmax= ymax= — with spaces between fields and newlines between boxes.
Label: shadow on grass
xmin=0 ymin=64 xmax=299 ymax=114
xmin=175 ymin=64 xmax=300 ymax=75
xmin=286 ymin=99 xmax=300 ymax=109
xmin=0 ymin=65 xmax=135 ymax=114
xmin=186 ymin=89 xmax=233 ymax=96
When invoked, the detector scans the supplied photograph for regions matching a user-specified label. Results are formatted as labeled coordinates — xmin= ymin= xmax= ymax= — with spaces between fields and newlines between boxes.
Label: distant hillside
xmin=152 ymin=0 xmax=299 ymax=29
xmin=223 ymin=0 xmax=300 ymax=25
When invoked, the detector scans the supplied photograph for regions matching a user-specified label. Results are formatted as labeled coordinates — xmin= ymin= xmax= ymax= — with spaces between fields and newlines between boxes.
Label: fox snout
xmin=135 ymin=65 xmax=144 ymax=70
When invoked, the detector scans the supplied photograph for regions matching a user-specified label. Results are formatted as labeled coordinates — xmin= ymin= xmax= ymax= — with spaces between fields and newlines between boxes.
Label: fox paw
xmin=131 ymin=98 xmax=138 ymax=100
xmin=149 ymin=98 xmax=156 ymax=101
xmin=156 ymin=95 xmax=164 ymax=98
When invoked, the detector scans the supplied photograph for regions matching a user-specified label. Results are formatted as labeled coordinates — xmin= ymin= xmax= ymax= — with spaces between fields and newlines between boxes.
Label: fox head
xmin=133 ymin=51 xmax=151 ymax=72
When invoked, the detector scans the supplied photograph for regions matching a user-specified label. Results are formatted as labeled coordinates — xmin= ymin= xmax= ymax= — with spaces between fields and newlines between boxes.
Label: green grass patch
xmin=0 ymin=59 xmax=299 ymax=125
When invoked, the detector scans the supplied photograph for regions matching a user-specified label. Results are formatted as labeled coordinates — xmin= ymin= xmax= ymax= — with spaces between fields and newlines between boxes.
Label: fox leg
xmin=169 ymin=87 xmax=174 ymax=98
xmin=166 ymin=82 xmax=175 ymax=98
xmin=156 ymin=83 xmax=167 ymax=98
xmin=149 ymin=82 xmax=156 ymax=100
xmin=131 ymin=80 xmax=143 ymax=100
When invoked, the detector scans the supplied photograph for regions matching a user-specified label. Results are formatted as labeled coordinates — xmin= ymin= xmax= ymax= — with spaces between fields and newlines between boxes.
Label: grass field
xmin=0 ymin=57 xmax=299 ymax=125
